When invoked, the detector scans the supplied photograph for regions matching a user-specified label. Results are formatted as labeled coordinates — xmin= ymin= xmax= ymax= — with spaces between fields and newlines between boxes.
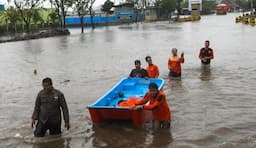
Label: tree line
xmin=0 ymin=0 xmax=115 ymax=34
xmin=234 ymin=0 xmax=256 ymax=10
xmin=1 ymin=0 xmax=252 ymax=34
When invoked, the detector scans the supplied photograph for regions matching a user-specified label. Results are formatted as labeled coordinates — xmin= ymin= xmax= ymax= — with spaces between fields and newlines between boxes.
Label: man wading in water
xmin=31 ymin=78 xmax=70 ymax=137
xmin=145 ymin=56 xmax=160 ymax=78
xmin=131 ymin=83 xmax=171 ymax=129
xmin=129 ymin=60 xmax=149 ymax=78
xmin=168 ymin=48 xmax=185 ymax=77
xmin=199 ymin=40 xmax=214 ymax=65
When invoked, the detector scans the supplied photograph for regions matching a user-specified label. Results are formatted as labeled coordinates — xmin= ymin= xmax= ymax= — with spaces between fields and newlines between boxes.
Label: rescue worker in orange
xmin=131 ymin=83 xmax=171 ymax=129
xmin=145 ymin=56 xmax=160 ymax=78
xmin=199 ymin=40 xmax=214 ymax=65
xmin=168 ymin=48 xmax=184 ymax=77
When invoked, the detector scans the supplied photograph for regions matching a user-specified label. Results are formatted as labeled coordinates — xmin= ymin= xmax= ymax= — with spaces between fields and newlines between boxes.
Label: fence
xmin=66 ymin=14 xmax=144 ymax=25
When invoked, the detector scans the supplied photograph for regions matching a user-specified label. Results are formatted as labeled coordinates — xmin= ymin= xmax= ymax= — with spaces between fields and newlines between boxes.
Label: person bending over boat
xmin=145 ymin=56 xmax=160 ymax=78
xmin=168 ymin=48 xmax=184 ymax=77
xmin=131 ymin=83 xmax=171 ymax=129
xmin=199 ymin=40 xmax=214 ymax=65
xmin=129 ymin=60 xmax=149 ymax=78
xmin=31 ymin=77 xmax=70 ymax=137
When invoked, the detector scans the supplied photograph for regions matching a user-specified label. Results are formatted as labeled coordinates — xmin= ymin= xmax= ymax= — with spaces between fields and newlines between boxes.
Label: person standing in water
xmin=129 ymin=60 xmax=149 ymax=78
xmin=145 ymin=56 xmax=160 ymax=78
xmin=32 ymin=77 xmax=70 ymax=137
xmin=199 ymin=40 xmax=214 ymax=65
xmin=168 ymin=48 xmax=185 ymax=77
xmin=131 ymin=83 xmax=171 ymax=129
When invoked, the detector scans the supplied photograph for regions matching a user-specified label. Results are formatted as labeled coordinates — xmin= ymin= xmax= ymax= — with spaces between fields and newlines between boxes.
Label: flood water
xmin=1 ymin=13 xmax=256 ymax=148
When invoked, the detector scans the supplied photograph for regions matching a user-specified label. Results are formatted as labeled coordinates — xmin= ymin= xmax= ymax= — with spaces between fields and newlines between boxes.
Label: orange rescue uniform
xmin=135 ymin=91 xmax=171 ymax=121
xmin=146 ymin=64 xmax=160 ymax=78
xmin=168 ymin=56 xmax=184 ymax=75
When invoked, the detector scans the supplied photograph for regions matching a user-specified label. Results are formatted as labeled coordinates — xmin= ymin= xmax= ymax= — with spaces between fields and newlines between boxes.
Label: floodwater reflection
xmin=91 ymin=121 xmax=173 ymax=147
xmin=32 ymin=137 xmax=71 ymax=148
xmin=149 ymin=129 xmax=173 ymax=147
xmin=91 ymin=122 xmax=146 ymax=147
xmin=199 ymin=65 xmax=212 ymax=81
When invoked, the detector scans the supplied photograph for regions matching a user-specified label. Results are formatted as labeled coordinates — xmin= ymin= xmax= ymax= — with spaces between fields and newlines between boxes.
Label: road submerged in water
xmin=1 ymin=13 xmax=256 ymax=148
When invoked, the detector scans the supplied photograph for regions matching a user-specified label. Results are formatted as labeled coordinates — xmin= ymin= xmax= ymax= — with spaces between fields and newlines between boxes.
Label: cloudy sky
xmin=0 ymin=0 xmax=122 ymax=8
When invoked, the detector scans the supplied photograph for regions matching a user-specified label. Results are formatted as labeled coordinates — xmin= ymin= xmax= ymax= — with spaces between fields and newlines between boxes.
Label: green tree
xmin=235 ymin=0 xmax=249 ymax=10
xmin=155 ymin=0 xmax=176 ymax=18
xmin=33 ymin=9 xmax=44 ymax=25
xmin=176 ymin=0 xmax=182 ymax=16
xmin=235 ymin=0 xmax=256 ymax=11
xmin=181 ymin=0 xmax=188 ymax=8
xmin=10 ymin=0 xmax=44 ymax=33
xmin=101 ymin=0 xmax=114 ymax=24
xmin=49 ymin=0 xmax=73 ymax=28
xmin=89 ymin=0 xmax=96 ymax=29
xmin=202 ymin=0 xmax=216 ymax=14
xmin=4 ymin=6 xmax=22 ymax=32
xmin=47 ymin=9 xmax=60 ymax=25
xmin=73 ymin=0 xmax=89 ymax=33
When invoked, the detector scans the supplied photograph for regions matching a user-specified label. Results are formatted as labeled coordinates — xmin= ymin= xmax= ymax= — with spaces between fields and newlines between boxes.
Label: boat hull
xmin=88 ymin=108 xmax=152 ymax=126
xmin=87 ymin=78 xmax=165 ymax=126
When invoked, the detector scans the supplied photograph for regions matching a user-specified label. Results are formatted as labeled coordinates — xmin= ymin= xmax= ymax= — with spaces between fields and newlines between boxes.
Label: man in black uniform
xmin=199 ymin=40 xmax=214 ymax=65
xmin=31 ymin=78 xmax=70 ymax=137
xmin=129 ymin=60 xmax=149 ymax=78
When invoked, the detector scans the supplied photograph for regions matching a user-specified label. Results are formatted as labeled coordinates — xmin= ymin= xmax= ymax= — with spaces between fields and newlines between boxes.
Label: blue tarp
xmin=66 ymin=14 xmax=144 ymax=25
xmin=66 ymin=15 xmax=119 ymax=25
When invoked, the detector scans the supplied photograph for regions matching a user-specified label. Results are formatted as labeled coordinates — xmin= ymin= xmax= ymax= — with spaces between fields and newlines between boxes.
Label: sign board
xmin=188 ymin=0 xmax=202 ymax=11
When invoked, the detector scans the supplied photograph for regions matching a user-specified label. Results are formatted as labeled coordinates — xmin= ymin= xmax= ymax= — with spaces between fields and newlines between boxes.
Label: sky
xmin=0 ymin=0 xmax=122 ymax=8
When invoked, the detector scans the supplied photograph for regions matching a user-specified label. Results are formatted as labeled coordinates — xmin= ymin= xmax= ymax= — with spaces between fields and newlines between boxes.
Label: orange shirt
xmin=168 ymin=56 xmax=184 ymax=74
xmin=146 ymin=64 xmax=160 ymax=78
xmin=135 ymin=91 xmax=171 ymax=121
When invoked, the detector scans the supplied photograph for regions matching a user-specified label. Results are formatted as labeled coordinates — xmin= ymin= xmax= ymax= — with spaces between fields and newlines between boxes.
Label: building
xmin=113 ymin=3 xmax=135 ymax=22
xmin=188 ymin=0 xmax=202 ymax=12
xmin=113 ymin=3 xmax=144 ymax=23
xmin=145 ymin=8 xmax=157 ymax=21
xmin=188 ymin=0 xmax=201 ymax=16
